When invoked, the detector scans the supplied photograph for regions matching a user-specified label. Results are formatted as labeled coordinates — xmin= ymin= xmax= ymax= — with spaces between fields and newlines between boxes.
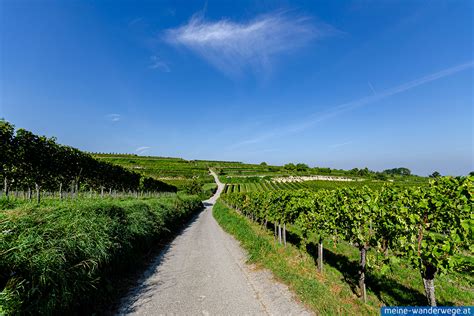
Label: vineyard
xmin=1 ymin=119 xmax=470 ymax=314
xmin=0 ymin=120 xmax=175 ymax=203
xmin=94 ymin=153 xmax=427 ymax=196
xmin=0 ymin=120 xmax=204 ymax=314
xmin=223 ymin=179 xmax=427 ymax=193
xmin=220 ymin=176 xmax=473 ymax=307
xmin=3 ymin=1 xmax=471 ymax=314
xmin=93 ymin=155 xmax=262 ymax=195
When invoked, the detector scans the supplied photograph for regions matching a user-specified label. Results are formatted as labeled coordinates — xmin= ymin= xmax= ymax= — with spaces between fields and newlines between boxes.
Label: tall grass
xmin=0 ymin=195 xmax=202 ymax=314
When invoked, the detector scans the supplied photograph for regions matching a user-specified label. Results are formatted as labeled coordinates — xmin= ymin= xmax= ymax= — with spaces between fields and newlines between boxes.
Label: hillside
xmin=94 ymin=154 xmax=429 ymax=194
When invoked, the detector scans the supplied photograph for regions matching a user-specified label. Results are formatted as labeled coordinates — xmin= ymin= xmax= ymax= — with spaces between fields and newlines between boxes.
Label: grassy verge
xmin=202 ymin=183 xmax=218 ymax=199
xmin=0 ymin=195 xmax=202 ymax=315
xmin=213 ymin=201 xmax=473 ymax=315
xmin=213 ymin=201 xmax=374 ymax=315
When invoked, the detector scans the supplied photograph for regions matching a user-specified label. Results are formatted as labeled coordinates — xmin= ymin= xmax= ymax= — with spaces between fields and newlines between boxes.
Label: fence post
xmin=35 ymin=183 xmax=40 ymax=204
xmin=3 ymin=177 xmax=8 ymax=198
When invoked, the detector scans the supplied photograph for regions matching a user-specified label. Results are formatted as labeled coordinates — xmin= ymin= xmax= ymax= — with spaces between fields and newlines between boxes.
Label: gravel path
xmin=117 ymin=171 xmax=312 ymax=316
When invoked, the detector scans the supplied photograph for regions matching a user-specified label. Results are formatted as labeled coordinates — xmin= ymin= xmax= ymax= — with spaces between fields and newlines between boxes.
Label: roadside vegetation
xmin=213 ymin=201 xmax=375 ymax=315
xmin=0 ymin=194 xmax=202 ymax=314
xmin=214 ymin=177 xmax=473 ymax=315
xmin=0 ymin=120 xmax=204 ymax=314
xmin=219 ymin=176 xmax=472 ymax=308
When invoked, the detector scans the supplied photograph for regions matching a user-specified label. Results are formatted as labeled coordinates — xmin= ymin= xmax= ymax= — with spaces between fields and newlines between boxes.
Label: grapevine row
xmin=223 ymin=179 xmax=424 ymax=193
xmin=0 ymin=120 xmax=176 ymax=201
xmin=220 ymin=176 xmax=473 ymax=306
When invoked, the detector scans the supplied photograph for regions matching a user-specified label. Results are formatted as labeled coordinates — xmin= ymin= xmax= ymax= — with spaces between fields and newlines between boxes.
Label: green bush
xmin=183 ymin=178 xmax=203 ymax=195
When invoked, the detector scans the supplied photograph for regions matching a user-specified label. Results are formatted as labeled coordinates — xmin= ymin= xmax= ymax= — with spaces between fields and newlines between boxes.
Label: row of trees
xmin=0 ymin=120 xmax=176 ymax=201
xmin=283 ymin=163 xmax=310 ymax=172
xmin=264 ymin=162 xmax=416 ymax=178
xmin=220 ymin=176 xmax=473 ymax=306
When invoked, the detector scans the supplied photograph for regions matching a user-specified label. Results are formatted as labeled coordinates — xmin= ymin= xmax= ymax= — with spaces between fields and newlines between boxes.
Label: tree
xmin=296 ymin=163 xmax=309 ymax=172
xmin=283 ymin=163 xmax=296 ymax=172
xmin=0 ymin=120 xmax=15 ymax=197
xmin=260 ymin=162 xmax=268 ymax=166
xmin=383 ymin=167 xmax=411 ymax=176
xmin=374 ymin=172 xmax=388 ymax=180
xmin=314 ymin=167 xmax=331 ymax=174
xmin=357 ymin=167 xmax=370 ymax=176
xmin=429 ymin=171 xmax=441 ymax=178
xmin=349 ymin=168 xmax=359 ymax=175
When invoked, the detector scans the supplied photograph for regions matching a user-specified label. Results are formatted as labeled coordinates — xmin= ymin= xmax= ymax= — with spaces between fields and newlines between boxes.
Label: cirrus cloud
xmin=149 ymin=55 xmax=171 ymax=72
xmin=135 ymin=146 xmax=151 ymax=154
xmin=105 ymin=113 xmax=121 ymax=122
xmin=229 ymin=61 xmax=474 ymax=148
xmin=164 ymin=11 xmax=335 ymax=76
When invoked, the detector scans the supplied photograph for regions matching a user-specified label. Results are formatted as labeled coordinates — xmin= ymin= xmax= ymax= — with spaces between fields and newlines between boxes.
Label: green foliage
xmin=391 ymin=177 xmax=473 ymax=275
xmin=296 ymin=189 xmax=338 ymax=243
xmin=0 ymin=120 xmax=175 ymax=194
xmin=221 ymin=176 xmax=473 ymax=305
xmin=183 ymin=178 xmax=203 ymax=195
xmin=0 ymin=195 xmax=202 ymax=314
xmin=313 ymin=167 xmax=332 ymax=174
xmin=296 ymin=163 xmax=309 ymax=172
xmin=337 ymin=187 xmax=380 ymax=249
xmin=375 ymin=173 xmax=388 ymax=180
xmin=215 ymin=201 xmax=473 ymax=313
xmin=350 ymin=167 xmax=370 ymax=176
xmin=0 ymin=120 xmax=15 ymax=184
xmin=383 ymin=168 xmax=412 ymax=176
xmin=94 ymin=153 xmax=428 ymax=192
xmin=202 ymin=183 xmax=218 ymax=199
xmin=224 ymin=178 xmax=427 ymax=194
xmin=213 ymin=201 xmax=376 ymax=315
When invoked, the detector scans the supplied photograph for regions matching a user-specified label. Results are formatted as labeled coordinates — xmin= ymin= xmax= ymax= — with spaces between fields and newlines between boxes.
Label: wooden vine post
xmin=359 ymin=245 xmax=368 ymax=303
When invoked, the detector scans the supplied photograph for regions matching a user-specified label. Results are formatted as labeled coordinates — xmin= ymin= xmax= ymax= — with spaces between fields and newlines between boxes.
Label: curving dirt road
xmin=117 ymin=170 xmax=311 ymax=315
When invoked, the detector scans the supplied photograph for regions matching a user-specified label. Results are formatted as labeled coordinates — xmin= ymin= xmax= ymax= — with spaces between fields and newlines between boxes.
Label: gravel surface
xmin=117 ymin=171 xmax=312 ymax=316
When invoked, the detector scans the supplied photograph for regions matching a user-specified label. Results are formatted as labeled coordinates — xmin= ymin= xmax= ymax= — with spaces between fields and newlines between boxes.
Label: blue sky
xmin=1 ymin=0 xmax=472 ymax=176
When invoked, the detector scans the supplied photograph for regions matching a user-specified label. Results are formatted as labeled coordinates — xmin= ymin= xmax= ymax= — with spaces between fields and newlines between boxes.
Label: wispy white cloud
xmin=164 ymin=11 xmax=333 ymax=76
xmin=135 ymin=146 xmax=151 ymax=154
xmin=231 ymin=61 xmax=474 ymax=148
xmin=368 ymin=81 xmax=376 ymax=95
xmin=128 ymin=17 xmax=144 ymax=27
xmin=105 ymin=114 xmax=121 ymax=122
xmin=330 ymin=141 xmax=353 ymax=148
xmin=149 ymin=55 xmax=170 ymax=72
